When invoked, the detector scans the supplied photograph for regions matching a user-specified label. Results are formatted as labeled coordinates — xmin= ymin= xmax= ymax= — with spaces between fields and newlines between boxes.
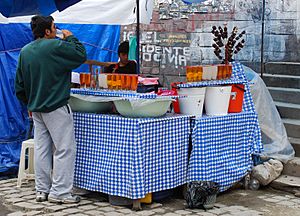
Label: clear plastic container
xmin=249 ymin=178 xmax=260 ymax=190
xmin=56 ymin=29 xmax=64 ymax=39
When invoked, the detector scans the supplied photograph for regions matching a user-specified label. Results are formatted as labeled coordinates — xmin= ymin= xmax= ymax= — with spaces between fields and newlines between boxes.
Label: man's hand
xmin=62 ymin=30 xmax=73 ymax=39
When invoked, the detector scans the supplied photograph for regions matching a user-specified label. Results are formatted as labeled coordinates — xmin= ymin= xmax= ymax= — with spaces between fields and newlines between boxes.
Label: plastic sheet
xmin=243 ymin=66 xmax=295 ymax=163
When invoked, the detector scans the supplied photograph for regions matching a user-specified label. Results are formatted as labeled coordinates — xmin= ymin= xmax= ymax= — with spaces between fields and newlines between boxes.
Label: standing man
xmin=105 ymin=41 xmax=137 ymax=74
xmin=15 ymin=15 xmax=87 ymax=204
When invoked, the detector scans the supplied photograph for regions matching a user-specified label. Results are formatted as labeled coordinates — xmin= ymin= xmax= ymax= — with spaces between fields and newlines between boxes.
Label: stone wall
xmin=121 ymin=0 xmax=300 ymax=86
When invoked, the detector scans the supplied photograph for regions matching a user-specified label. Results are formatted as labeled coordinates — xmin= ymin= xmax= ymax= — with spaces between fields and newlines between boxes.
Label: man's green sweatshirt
xmin=15 ymin=35 xmax=87 ymax=112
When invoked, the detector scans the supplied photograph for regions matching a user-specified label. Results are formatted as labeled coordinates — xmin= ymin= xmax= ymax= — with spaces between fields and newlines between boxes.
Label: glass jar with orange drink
xmin=85 ymin=73 xmax=91 ymax=88
xmin=126 ymin=75 xmax=132 ymax=90
xmin=131 ymin=75 xmax=138 ymax=91
xmin=107 ymin=74 xmax=112 ymax=89
xmin=217 ymin=65 xmax=224 ymax=80
xmin=121 ymin=74 xmax=127 ymax=90
xmin=186 ymin=66 xmax=194 ymax=82
xmin=192 ymin=66 xmax=199 ymax=82
xmin=115 ymin=74 xmax=122 ymax=90
xmin=225 ymin=64 xmax=232 ymax=78
xmin=80 ymin=73 xmax=85 ymax=88
xmin=111 ymin=74 xmax=117 ymax=90
xmin=196 ymin=66 xmax=203 ymax=82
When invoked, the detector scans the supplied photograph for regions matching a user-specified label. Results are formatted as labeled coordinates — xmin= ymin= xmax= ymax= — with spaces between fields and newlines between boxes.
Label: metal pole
xmin=136 ymin=0 xmax=140 ymax=74
xmin=260 ymin=0 xmax=266 ymax=77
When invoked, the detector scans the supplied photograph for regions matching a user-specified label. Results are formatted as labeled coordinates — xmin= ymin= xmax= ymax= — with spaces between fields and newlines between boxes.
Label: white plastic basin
xmin=68 ymin=96 xmax=113 ymax=113
xmin=113 ymin=99 xmax=172 ymax=118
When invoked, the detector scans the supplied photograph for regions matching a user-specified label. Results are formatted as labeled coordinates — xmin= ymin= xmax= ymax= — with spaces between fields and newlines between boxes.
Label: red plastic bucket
xmin=171 ymin=82 xmax=182 ymax=114
xmin=228 ymin=84 xmax=245 ymax=113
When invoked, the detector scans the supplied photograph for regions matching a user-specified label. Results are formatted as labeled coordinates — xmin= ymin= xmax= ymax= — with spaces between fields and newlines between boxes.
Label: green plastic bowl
xmin=68 ymin=96 xmax=113 ymax=113
xmin=113 ymin=99 xmax=172 ymax=118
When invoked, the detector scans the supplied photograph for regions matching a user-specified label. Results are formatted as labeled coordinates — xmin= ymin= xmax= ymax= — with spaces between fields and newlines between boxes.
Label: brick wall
xmin=121 ymin=0 xmax=300 ymax=86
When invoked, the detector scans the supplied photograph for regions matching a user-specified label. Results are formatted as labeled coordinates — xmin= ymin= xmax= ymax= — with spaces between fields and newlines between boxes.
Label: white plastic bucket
xmin=205 ymin=86 xmax=232 ymax=116
xmin=177 ymin=87 xmax=206 ymax=117
xmin=178 ymin=95 xmax=205 ymax=117
xmin=177 ymin=87 xmax=206 ymax=96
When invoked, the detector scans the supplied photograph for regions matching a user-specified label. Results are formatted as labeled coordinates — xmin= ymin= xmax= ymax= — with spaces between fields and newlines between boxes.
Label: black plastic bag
xmin=186 ymin=181 xmax=220 ymax=209
xmin=136 ymin=83 xmax=158 ymax=93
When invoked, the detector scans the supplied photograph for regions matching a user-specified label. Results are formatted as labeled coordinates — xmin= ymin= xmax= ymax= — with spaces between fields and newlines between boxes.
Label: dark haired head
xmin=118 ymin=41 xmax=129 ymax=55
xmin=30 ymin=16 xmax=54 ymax=39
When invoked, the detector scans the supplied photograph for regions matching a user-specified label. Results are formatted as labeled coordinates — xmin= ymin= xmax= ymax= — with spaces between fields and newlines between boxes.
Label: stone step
xmin=268 ymin=87 xmax=300 ymax=105
xmin=275 ymin=102 xmax=300 ymax=120
xmin=265 ymin=62 xmax=300 ymax=76
xmin=282 ymin=157 xmax=300 ymax=177
xmin=289 ymin=137 xmax=300 ymax=157
xmin=282 ymin=119 xmax=300 ymax=139
xmin=263 ymin=74 xmax=300 ymax=89
xmin=270 ymin=175 xmax=300 ymax=196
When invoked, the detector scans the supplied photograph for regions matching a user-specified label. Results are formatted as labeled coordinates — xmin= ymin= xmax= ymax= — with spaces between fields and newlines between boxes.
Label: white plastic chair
xmin=17 ymin=139 xmax=35 ymax=187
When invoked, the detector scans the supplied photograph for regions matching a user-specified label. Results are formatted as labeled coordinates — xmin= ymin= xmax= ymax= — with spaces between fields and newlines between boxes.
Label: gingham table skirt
xmin=188 ymin=111 xmax=262 ymax=192
xmin=73 ymin=113 xmax=191 ymax=199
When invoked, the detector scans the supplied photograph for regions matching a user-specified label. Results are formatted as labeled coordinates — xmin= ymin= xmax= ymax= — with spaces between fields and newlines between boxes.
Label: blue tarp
xmin=0 ymin=22 xmax=120 ymax=173
xmin=0 ymin=0 xmax=81 ymax=18
xmin=0 ymin=0 xmax=57 ymax=18
xmin=55 ymin=0 xmax=81 ymax=12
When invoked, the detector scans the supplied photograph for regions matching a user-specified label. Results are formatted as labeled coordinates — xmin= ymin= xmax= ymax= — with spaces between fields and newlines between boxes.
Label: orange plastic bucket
xmin=228 ymin=84 xmax=245 ymax=113
xmin=140 ymin=193 xmax=152 ymax=204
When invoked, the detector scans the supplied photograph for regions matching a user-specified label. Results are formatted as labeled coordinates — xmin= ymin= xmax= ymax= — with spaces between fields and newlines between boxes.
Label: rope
xmin=0 ymin=48 xmax=22 ymax=53
xmin=0 ymin=41 xmax=117 ymax=54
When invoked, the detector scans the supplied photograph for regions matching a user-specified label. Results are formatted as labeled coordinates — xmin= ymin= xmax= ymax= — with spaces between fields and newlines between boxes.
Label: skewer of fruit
xmin=212 ymin=25 xmax=246 ymax=64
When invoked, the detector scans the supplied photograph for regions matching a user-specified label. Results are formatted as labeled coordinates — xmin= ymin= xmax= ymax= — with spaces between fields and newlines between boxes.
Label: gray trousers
xmin=32 ymin=105 xmax=76 ymax=198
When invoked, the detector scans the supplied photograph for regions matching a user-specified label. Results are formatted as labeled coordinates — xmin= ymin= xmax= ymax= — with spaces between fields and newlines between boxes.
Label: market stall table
xmin=178 ymin=62 xmax=262 ymax=191
xmin=188 ymin=111 xmax=261 ymax=191
xmin=72 ymin=62 xmax=262 ymax=197
xmin=73 ymin=113 xmax=191 ymax=199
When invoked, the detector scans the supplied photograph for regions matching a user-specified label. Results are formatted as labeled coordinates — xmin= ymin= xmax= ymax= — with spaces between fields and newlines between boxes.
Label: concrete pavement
xmin=0 ymin=178 xmax=299 ymax=216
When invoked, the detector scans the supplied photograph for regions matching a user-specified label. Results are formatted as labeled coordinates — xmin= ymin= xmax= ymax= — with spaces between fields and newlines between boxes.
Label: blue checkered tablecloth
xmin=71 ymin=89 xmax=178 ymax=101
xmin=71 ymin=88 xmax=158 ymax=99
xmin=181 ymin=62 xmax=262 ymax=191
xmin=188 ymin=112 xmax=261 ymax=192
xmin=73 ymin=113 xmax=191 ymax=199
xmin=177 ymin=78 xmax=246 ymax=88
xmin=231 ymin=62 xmax=256 ymax=113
